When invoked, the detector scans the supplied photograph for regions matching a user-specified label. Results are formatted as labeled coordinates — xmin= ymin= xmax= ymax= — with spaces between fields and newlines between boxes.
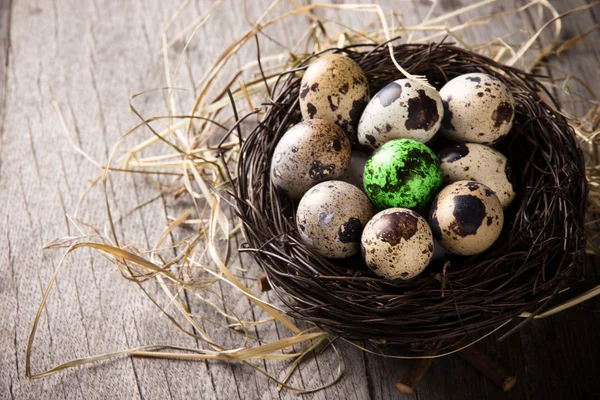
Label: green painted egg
xmin=363 ymin=138 xmax=442 ymax=210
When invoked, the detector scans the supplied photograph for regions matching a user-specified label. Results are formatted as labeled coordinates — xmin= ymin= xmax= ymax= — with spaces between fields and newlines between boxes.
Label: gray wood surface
xmin=1 ymin=0 xmax=599 ymax=399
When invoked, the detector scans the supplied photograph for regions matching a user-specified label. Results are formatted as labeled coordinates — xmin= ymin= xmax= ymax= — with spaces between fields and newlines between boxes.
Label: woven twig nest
xmin=234 ymin=42 xmax=588 ymax=345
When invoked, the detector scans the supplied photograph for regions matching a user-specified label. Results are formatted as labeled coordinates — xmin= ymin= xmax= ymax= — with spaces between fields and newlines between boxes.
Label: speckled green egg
xmin=363 ymin=138 xmax=443 ymax=210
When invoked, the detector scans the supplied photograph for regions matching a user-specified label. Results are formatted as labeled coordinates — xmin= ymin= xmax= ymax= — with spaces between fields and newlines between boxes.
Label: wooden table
xmin=1 ymin=1 xmax=599 ymax=399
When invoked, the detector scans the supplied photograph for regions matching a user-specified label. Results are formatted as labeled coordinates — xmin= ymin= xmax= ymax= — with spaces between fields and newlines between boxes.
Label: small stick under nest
xmin=234 ymin=41 xmax=588 ymax=345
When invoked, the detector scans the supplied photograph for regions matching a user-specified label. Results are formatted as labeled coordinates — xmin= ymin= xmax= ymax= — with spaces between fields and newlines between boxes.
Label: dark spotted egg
xmin=439 ymin=73 xmax=515 ymax=144
xmin=438 ymin=143 xmax=516 ymax=208
xmin=271 ymin=119 xmax=351 ymax=199
xmin=361 ymin=208 xmax=433 ymax=280
xmin=297 ymin=181 xmax=373 ymax=259
xmin=429 ymin=180 xmax=504 ymax=256
xmin=358 ymin=79 xmax=443 ymax=149
xmin=299 ymin=53 xmax=370 ymax=141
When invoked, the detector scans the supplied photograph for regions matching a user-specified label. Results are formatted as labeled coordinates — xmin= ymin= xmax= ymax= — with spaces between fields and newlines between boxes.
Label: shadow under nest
xmin=233 ymin=41 xmax=588 ymax=346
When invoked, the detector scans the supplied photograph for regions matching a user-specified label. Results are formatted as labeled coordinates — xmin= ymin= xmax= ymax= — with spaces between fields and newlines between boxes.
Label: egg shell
xmin=270 ymin=119 xmax=351 ymax=199
xmin=438 ymin=143 xmax=516 ymax=208
xmin=361 ymin=208 xmax=433 ymax=280
xmin=429 ymin=180 xmax=504 ymax=256
xmin=297 ymin=181 xmax=373 ymax=259
xmin=363 ymin=138 xmax=443 ymax=210
xmin=358 ymin=79 xmax=443 ymax=149
xmin=439 ymin=73 xmax=515 ymax=144
xmin=340 ymin=150 xmax=369 ymax=189
xmin=299 ymin=53 xmax=370 ymax=141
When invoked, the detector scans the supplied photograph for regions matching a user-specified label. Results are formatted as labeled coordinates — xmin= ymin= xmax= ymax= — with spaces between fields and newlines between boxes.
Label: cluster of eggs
xmin=270 ymin=52 xmax=517 ymax=280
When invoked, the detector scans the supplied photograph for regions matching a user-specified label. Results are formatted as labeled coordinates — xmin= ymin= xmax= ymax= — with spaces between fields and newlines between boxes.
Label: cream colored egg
xmin=429 ymin=181 xmax=503 ymax=256
xmin=438 ymin=143 xmax=516 ymax=208
xmin=357 ymin=79 xmax=443 ymax=149
xmin=361 ymin=208 xmax=433 ymax=280
xmin=439 ymin=73 xmax=515 ymax=144
xmin=297 ymin=181 xmax=373 ymax=258
xmin=271 ymin=119 xmax=351 ymax=199
xmin=299 ymin=53 xmax=370 ymax=141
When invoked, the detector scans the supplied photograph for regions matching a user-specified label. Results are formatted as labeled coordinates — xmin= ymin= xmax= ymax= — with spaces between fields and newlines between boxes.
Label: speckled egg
xmin=439 ymin=73 xmax=515 ymax=144
xmin=363 ymin=138 xmax=443 ymax=210
xmin=429 ymin=180 xmax=504 ymax=256
xmin=438 ymin=143 xmax=516 ymax=208
xmin=361 ymin=208 xmax=433 ymax=280
xmin=340 ymin=150 xmax=369 ymax=189
xmin=357 ymin=79 xmax=443 ymax=149
xmin=296 ymin=181 xmax=373 ymax=258
xmin=271 ymin=119 xmax=351 ymax=199
xmin=299 ymin=53 xmax=370 ymax=140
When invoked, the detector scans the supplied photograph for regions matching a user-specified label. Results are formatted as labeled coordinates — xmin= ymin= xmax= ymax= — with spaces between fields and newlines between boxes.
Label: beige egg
xmin=357 ymin=79 xmax=443 ymax=149
xmin=438 ymin=143 xmax=516 ymax=208
xmin=439 ymin=73 xmax=515 ymax=144
xmin=429 ymin=181 xmax=504 ymax=256
xmin=299 ymin=53 xmax=370 ymax=141
xmin=297 ymin=181 xmax=373 ymax=258
xmin=361 ymin=208 xmax=433 ymax=280
xmin=271 ymin=119 xmax=351 ymax=199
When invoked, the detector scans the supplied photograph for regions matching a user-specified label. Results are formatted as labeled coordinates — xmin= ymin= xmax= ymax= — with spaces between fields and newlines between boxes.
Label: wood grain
xmin=0 ymin=1 xmax=598 ymax=399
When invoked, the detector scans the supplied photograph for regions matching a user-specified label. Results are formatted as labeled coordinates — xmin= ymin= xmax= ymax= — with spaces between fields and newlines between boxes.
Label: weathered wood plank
xmin=0 ymin=1 xmax=599 ymax=399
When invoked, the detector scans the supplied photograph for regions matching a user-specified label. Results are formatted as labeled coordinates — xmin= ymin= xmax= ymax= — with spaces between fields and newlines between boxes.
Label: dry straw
xmin=27 ymin=0 xmax=600 ymax=392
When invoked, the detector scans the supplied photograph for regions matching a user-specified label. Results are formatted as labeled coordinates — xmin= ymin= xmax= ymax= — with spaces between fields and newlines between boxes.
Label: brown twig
xmin=456 ymin=344 xmax=517 ymax=391
xmin=395 ymin=347 xmax=439 ymax=394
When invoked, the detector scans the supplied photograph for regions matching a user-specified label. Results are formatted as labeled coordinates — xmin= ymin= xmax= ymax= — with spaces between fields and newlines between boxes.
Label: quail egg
xmin=361 ymin=208 xmax=433 ymax=280
xmin=439 ymin=73 xmax=515 ymax=144
xmin=429 ymin=180 xmax=504 ymax=256
xmin=438 ymin=143 xmax=516 ymax=208
xmin=363 ymin=138 xmax=443 ymax=211
xmin=358 ymin=79 xmax=443 ymax=149
xmin=297 ymin=181 xmax=373 ymax=258
xmin=299 ymin=53 xmax=370 ymax=141
xmin=271 ymin=119 xmax=351 ymax=199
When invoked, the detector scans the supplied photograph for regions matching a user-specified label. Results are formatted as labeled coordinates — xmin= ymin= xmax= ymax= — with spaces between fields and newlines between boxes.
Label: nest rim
xmin=234 ymin=41 xmax=588 ymax=346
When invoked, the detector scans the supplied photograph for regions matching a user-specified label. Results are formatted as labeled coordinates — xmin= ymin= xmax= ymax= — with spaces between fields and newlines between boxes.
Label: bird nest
xmin=234 ymin=42 xmax=588 ymax=345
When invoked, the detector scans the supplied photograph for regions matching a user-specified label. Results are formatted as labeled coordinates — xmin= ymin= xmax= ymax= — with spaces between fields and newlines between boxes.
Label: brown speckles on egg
xmin=270 ymin=120 xmax=351 ymax=199
xmin=441 ymin=97 xmax=455 ymax=132
xmin=299 ymin=53 xmax=370 ymax=140
xmin=300 ymin=84 xmax=310 ymax=99
xmin=372 ymin=210 xmax=418 ymax=245
xmin=439 ymin=73 xmax=515 ymax=144
xmin=448 ymin=194 xmax=485 ymax=237
xmin=358 ymin=79 xmax=444 ymax=149
xmin=361 ymin=208 xmax=433 ymax=280
xmin=338 ymin=217 xmax=363 ymax=243
xmin=492 ymin=101 xmax=514 ymax=128
xmin=438 ymin=143 xmax=516 ymax=208
xmin=309 ymin=161 xmax=336 ymax=180
xmin=429 ymin=180 xmax=504 ymax=256
xmin=331 ymin=139 xmax=342 ymax=152
xmin=405 ymin=90 xmax=440 ymax=131
xmin=297 ymin=181 xmax=373 ymax=258
xmin=306 ymin=103 xmax=317 ymax=118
